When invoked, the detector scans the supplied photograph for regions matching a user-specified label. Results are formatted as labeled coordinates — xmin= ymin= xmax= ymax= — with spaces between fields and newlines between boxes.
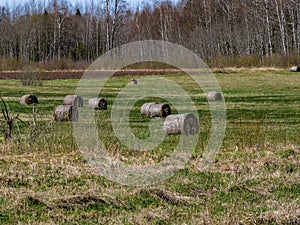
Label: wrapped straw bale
xmin=88 ymin=98 xmax=107 ymax=110
xmin=131 ymin=79 xmax=138 ymax=85
xmin=291 ymin=66 xmax=300 ymax=72
xmin=20 ymin=94 xmax=38 ymax=105
xmin=207 ymin=92 xmax=223 ymax=101
xmin=63 ymin=95 xmax=84 ymax=107
xmin=53 ymin=105 xmax=78 ymax=122
xmin=163 ymin=113 xmax=199 ymax=135
xmin=141 ymin=102 xmax=171 ymax=118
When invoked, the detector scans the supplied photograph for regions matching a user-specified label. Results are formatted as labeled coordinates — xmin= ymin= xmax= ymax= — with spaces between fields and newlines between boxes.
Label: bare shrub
xmin=20 ymin=66 xmax=42 ymax=86
xmin=0 ymin=97 xmax=23 ymax=142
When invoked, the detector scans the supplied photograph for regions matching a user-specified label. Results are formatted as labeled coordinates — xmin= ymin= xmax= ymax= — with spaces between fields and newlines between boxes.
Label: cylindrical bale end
xmin=131 ymin=79 xmax=138 ymax=85
xmin=53 ymin=105 xmax=78 ymax=122
xmin=88 ymin=98 xmax=107 ymax=110
xmin=141 ymin=102 xmax=171 ymax=118
xmin=164 ymin=113 xmax=199 ymax=136
xmin=149 ymin=103 xmax=171 ymax=118
xmin=207 ymin=92 xmax=223 ymax=101
xmin=63 ymin=95 xmax=84 ymax=107
xmin=291 ymin=66 xmax=300 ymax=72
xmin=20 ymin=94 xmax=38 ymax=105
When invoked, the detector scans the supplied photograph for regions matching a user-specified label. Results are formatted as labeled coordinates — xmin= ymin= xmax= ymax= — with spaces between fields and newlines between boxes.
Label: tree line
xmin=0 ymin=0 xmax=300 ymax=70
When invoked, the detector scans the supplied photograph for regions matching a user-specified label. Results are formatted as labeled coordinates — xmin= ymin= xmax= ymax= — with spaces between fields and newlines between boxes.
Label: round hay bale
xmin=20 ymin=94 xmax=38 ymax=105
xmin=163 ymin=113 xmax=199 ymax=135
xmin=141 ymin=102 xmax=156 ymax=116
xmin=131 ymin=79 xmax=138 ymax=85
xmin=207 ymin=92 xmax=223 ymax=101
xmin=141 ymin=102 xmax=171 ymax=118
xmin=63 ymin=95 xmax=84 ymax=107
xmin=53 ymin=105 xmax=78 ymax=122
xmin=291 ymin=66 xmax=300 ymax=72
xmin=88 ymin=98 xmax=107 ymax=110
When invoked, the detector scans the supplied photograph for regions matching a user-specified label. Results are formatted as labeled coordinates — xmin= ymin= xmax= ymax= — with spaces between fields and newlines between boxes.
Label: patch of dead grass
xmin=134 ymin=187 xmax=199 ymax=205
xmin=26 ymin=192 xmax=124 ymax=210
xmin=257 ymin=198 xmax=300 ymax=224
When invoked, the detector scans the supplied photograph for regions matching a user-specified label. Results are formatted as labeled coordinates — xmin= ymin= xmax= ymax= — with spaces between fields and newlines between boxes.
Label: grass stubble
xmin=0 ymin=69 xmax=299 ymax=224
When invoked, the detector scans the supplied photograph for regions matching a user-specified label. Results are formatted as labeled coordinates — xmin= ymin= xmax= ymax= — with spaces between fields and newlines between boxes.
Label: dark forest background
xmin=0 ymin=0 xmax=300 ymax=70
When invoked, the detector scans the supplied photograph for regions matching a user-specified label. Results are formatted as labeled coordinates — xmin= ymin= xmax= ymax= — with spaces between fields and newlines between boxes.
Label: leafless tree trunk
xmin=275 ymin=0 xmax=288 ymax=55
xmin=264 ymin=0 xmax=273 ymax=56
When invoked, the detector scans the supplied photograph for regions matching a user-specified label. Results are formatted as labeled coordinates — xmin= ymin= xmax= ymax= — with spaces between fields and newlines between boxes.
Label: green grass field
xmin=0 ymin=69 xmax=299 ymax=224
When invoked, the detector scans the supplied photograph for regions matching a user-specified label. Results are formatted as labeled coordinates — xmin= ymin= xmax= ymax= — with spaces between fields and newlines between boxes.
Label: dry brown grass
xmin=0 ymin=143 xmax=299 ymax=224
xmin=257 ymin=198 xmax=300 ymax=224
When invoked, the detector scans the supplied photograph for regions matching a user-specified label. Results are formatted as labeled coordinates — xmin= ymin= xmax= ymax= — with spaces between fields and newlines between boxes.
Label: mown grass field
xmin=0 ymin=69 xmax=299 ymax=224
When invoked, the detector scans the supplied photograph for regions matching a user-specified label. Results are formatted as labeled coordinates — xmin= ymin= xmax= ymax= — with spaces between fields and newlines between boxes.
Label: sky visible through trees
xmin=0 ymin=0 xmax=180 ymax=9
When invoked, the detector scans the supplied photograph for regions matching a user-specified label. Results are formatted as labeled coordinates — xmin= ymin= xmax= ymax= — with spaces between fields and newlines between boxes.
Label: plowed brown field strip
xmin=0 ymin=70 xmax=182 ymax=80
